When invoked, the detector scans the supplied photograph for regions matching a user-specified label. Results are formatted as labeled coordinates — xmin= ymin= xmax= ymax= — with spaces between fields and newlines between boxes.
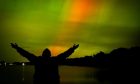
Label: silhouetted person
xmin=10 ymin=43 xmax=79 ymax=84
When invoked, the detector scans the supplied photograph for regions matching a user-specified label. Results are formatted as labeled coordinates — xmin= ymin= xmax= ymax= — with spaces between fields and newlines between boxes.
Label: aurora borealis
xmin=0 ymin=0 xmax=140 ymax=62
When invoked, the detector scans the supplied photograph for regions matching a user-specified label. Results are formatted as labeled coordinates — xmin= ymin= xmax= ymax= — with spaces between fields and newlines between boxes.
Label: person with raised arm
xmin=10 ymin=43 xmax=79 ymax=84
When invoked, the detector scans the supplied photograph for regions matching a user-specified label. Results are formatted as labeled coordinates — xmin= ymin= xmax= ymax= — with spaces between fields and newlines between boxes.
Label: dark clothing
xmin=33 ymin=57 xmax=60 ymax=84
xmin=14 ymin=46 xmax=76 ymax=84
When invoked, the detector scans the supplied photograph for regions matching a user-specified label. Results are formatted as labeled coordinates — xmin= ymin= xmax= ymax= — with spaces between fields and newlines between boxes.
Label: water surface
xmin=0 ymin=65 xmax=104 ymax=84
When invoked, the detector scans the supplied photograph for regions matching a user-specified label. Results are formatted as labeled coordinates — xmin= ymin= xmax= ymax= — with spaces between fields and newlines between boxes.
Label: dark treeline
xmin=62 ymin=46 xmax=140 ymax=68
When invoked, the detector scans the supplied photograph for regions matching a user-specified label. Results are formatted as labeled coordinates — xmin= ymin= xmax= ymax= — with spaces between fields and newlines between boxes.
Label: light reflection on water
xmin=59 ymin=66 xmax=99 ymax=84
xmin=0 ymin=65 xmax=103 ymax=84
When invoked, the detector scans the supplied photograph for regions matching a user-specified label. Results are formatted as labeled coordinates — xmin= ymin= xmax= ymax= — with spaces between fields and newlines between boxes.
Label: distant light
xmin=4 ymin=62 xmax=6 ymax=66
xmin=22 ymin=63 xmax=25 ymax=66
xmin=9 ymin=63 xmax=14 ymax=66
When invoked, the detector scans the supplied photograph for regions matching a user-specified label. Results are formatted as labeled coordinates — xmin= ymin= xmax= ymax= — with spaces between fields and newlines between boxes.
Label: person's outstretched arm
xmin=56 ymin=44 xmax=79 ymax=59
xmin=10 ymin=43 xmax=37 ymax=62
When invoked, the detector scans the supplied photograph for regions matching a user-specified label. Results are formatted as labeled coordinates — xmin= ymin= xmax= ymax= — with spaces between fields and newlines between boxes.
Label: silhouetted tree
xmin=94 ymin=46 xmax=140 ymax=84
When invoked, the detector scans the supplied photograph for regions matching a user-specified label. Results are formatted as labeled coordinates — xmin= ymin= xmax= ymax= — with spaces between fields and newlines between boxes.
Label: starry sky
xmin=0 ymin=0 xmax=140 ymax=62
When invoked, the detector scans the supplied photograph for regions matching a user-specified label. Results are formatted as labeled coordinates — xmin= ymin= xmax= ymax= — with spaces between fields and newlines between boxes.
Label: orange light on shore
xmin=49 ymin=46 xmax=67 ymax=56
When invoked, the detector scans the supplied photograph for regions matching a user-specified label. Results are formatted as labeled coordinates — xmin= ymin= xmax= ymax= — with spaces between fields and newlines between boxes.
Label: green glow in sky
xmin=0 ymin=0 xmax=140 ymax=62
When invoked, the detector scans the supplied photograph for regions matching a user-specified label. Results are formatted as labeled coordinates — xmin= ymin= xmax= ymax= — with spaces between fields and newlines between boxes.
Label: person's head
xmin=42 ymin=48 xmax=51 ymax=58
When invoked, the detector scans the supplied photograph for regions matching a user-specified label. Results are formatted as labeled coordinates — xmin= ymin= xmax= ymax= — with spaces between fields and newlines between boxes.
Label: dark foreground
xmin=0 ymin=65 xmax=138 ymax=84
xmin=0 ymin=65 xmax=100 ymax=84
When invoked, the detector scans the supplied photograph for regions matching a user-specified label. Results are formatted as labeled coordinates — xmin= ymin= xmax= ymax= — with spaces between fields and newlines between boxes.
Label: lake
xmin=0 ymin=65 xmax=110 ymax=84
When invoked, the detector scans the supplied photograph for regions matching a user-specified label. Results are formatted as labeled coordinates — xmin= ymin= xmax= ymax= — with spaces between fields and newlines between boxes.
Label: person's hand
xmin=10 ymin=43 xmax=18 ymax=48
xmin=72 ymin=44 xmax=79 ymax=49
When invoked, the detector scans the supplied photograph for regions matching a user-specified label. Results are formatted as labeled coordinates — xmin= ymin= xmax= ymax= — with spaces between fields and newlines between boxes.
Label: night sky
xmin=0 ymin=0 xmax=140 ymax=62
